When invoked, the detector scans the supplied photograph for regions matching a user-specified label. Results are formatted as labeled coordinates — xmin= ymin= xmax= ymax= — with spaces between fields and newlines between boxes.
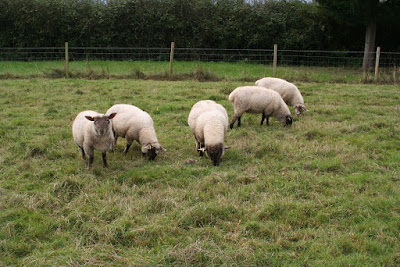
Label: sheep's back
xmin=106 ymin=104 xmax=143 ymax=115
xmin=255 ymin=77 xmax=301 ymax=105
xmin=230 ymin=86 xmax=280 ymax=113
xmin=195 ymin=110 xmax=227 ymax=145
xmin=107 ymin=104 xmax=153 ymax=138
xmin=188 ymin=100 xmax=227 ymax=131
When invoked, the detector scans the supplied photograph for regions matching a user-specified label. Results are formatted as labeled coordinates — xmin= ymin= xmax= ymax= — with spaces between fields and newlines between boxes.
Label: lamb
xmin=72 ymin=110 xmax=117 ymax=169
xmin=228 ymin=86 xmax=292 ymax=128
xmin=255 ymin=77 xmax=307 ymax=115
xmin=188 ymin=100 xmax=230 ymax=166
xmin=105 ymin=104 xmax=165 ymax=161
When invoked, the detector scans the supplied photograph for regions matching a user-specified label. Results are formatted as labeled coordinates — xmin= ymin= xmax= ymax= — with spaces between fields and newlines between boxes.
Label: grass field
xmin=1 ymin=77 xmax=400 ymax=265
xmin=1 ymin=60 xmax=391 ymax=83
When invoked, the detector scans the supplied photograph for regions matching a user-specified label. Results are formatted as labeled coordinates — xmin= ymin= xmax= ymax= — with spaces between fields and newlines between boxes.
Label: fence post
xmin=374 ymin=46 xmax=380 ymax=82
xmin=169 ymin=42 xmax=175 ymax=78
xmin=273 ymin=44 xmax=278 ymax=77
xmin=65 ymin=42 xmax=69 ymax=78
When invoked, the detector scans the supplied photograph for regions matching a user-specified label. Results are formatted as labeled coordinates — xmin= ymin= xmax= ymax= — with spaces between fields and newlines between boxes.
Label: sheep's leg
xmin=78 ymin=145 xmax=85 ymax=159
xmin=123 ymin=143 xmax=131 ymax=155
xmin=230 ymin=116 xmax=237 ymax=129
xmin=87 ymin=155 xmax=94 ymax=170
xmin=102 ymin=152 xmax=108 ymax=168
xmin=123 ymin=138 xmax=133 ymax=155
xmin=238 ymin=116 xmax=242 ymax=127
xmin=261 ymin=112 xmax=270 ymax=126
xmin=199 ymin=143 xmax=205 ymax=157
xmin=261 ymin=112 xmax=266 ymax=125
xmin=195 ymin=138 xmax=204 ymax=157
xmin=84 ymin=145 xmax=94 ymax=169
xmin=231 ymin=115 xmax=242 ymax=129
xmin=112 ymin=133 xmax=118 ymax=152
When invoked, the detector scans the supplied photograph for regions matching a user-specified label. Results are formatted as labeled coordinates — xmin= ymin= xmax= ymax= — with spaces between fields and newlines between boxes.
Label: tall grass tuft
xmin=192 ymin=65 xmax=219 ymax=81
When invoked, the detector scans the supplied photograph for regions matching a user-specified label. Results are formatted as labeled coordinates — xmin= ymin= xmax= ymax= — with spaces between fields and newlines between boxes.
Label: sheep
xmin=72 ymin=110 xmax=117 ymax=169
xmin=188 ymin=100 xmax=230 ymax=166
xmin=105 ymin=104 xmax=165 ymax=161
xmin=228 ymin=86 xmax=292 ymax=128
xmin=255 ymin=77 xmax=308 ymax=115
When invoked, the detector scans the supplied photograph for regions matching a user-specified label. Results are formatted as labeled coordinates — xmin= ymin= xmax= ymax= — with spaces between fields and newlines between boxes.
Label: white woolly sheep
xmin=106 ymin=104 xmax=165 ymax=161
xmin=228 ymin=86 xmax=292 ymax=128
xmin=188 ymin=100 xmax=230 ymax=166
xmin=72 ymin=110 xmax=116 ymax=169
xmin=255 ymin=77 xmax=307 ymax=115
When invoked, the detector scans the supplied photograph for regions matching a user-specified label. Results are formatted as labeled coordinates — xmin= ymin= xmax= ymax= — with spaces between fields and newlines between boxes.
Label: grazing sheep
xmin=106 ymin=104 xmax=165 ymax=161
xmin=188 ymin=100 xmax=230 ymax=166
xmin=255 ymin=77 xmax=307 ymax=115
xmin=72 ymin=110 xmax=116 ymax=169
xmin=228 ymin=86 xmax=292 ymax=128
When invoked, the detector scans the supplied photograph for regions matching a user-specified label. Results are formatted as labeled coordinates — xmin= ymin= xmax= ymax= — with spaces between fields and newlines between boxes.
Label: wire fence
xmin=1 ymin=46 xmax=400 ymax=67
xmin=0 ymin=46 xmax=399 ymax=82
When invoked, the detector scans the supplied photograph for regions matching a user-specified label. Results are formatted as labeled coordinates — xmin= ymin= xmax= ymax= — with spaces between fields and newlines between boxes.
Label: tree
xmin=316 ymin=0 xmax=399 ymax=71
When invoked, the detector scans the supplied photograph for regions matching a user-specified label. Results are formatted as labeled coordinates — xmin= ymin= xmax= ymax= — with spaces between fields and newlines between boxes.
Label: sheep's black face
xmin=142 ymin=143 xmax=165 ymax=161
xmin=285 ymin=115 xmax=293 ymax=126
xmin=147 ymin=147 xmax=158 ymax=161
xmin=206 ymin=144 xmax=223 ymax=166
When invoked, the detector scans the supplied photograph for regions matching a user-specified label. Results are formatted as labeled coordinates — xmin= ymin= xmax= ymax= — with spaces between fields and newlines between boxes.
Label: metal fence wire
xmin=0 ymin=46 xmax=399 ymax=68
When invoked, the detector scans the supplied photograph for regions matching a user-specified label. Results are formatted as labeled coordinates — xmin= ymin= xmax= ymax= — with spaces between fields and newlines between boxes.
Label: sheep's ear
xmin=223 ymin=146 xmax=231 ymax=151
xmin=141 ymin=144 xmax=152 ymax=153
xmin=161 ymin=146 xmax=166 ymax=152
xmin=85 ymin=116 xmax=94 ymax=121
xmin=198 ymin=147 xmax=206 ymax=152
xmin=108 ymin=113 xmax=117 ymax=119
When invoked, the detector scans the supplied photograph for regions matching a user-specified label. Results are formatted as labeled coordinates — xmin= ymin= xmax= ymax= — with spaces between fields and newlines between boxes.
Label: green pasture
xmin=0 ymin=78 xmax=400 ymax=265
xmin=0 ymin=60 xmax=378 ymax=83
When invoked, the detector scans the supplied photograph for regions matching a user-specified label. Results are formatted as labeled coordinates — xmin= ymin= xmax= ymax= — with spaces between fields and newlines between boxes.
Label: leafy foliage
xmin=0 ymin=0 xmax=399 ymax=51
xmin=317 ymin=0 xmax=400 ymax=51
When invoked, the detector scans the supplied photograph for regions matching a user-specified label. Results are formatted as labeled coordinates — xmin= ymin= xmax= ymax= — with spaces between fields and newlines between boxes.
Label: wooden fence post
xmin=65 ymin=42 xmax=69 ymax=78
xmin=374 ymin=46 xmax=380 ymax=82
xmin=169 ymin=42 xmax=175 ymax=78
xmin=273 ymin=44 xmax=278 ymax=77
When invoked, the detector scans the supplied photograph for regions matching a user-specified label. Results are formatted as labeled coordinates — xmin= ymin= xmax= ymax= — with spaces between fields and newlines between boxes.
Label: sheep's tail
xmin=228 ymin=91 xmax=235 ymax=103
